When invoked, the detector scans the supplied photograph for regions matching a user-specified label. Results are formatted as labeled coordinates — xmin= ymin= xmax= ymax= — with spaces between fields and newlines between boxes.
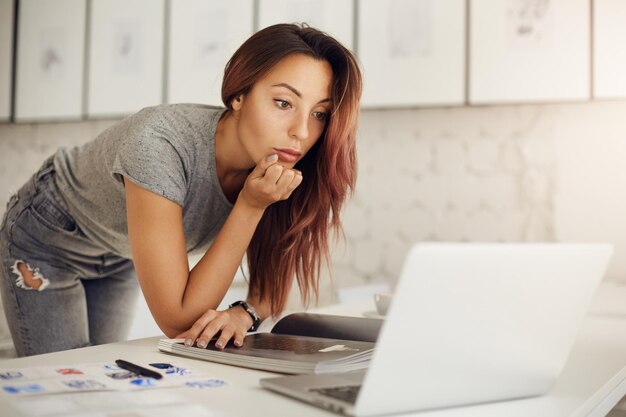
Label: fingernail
xmin=266 ymin=154 xmax=278 ymax=162
xmin=216 ymin=341 xmax=224 ymax=349
xmin=234 ymin=340 xmax=242 ymax=347
xmin=184 ymin=338 xmax=193 ymax=347
xmin=197 ymin=340 xmax=206 ymax=349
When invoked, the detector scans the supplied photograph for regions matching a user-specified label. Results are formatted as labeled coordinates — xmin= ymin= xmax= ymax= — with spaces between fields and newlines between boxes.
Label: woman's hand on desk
xmin=175 ymin=307 xmax=253 ymax=350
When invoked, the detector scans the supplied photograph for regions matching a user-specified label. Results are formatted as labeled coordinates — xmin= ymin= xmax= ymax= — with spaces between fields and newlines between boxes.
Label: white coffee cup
xmin=374 ymin=293 xmax=393 ymax=316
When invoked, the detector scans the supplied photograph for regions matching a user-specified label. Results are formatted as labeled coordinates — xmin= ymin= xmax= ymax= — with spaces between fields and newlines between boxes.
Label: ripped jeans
xmin=0 ymin=157 xmax=139 ymax=357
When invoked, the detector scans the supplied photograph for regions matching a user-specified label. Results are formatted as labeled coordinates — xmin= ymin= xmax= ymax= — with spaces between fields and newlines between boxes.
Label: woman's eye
xmin=313 ymin=111 xmax=327 ymax=121
xmin=274 ymin=99 xmax=291 ymax=109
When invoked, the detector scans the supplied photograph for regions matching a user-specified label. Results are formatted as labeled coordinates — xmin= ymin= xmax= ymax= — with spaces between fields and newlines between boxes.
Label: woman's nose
xmin=288 ymin=113 xmax=309 ymax=140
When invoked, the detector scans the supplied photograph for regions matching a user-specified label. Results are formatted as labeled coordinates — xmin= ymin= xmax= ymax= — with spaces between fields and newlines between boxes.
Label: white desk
xmin=2 ymin=281 xmax=626 ymax=417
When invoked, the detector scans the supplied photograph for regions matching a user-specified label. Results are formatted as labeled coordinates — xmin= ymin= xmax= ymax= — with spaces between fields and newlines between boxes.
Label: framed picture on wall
xmin=0 ymin=0 xmax=14 ymax=121
xmin=87 ymin=0 xmax=165 ymax=118
xmin=258 ymin=0 xmax=354 ymax=51
xmin=14 ymin=0 xmax=86 ymax=122
xmin=0 ymin=0 xmax=15 ymax=121
xmin=593 ymin=0 xmax=626 ymax=99
xmin=470 ymin=0 xmax=590 ymax=104
xmin=167 ymin=0 xmax=253 ymax=106
xmin=358 ymin=0 xmax=465 ymax=108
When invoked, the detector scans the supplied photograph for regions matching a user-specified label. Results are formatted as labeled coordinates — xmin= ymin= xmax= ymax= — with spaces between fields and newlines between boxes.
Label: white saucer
xmin=362 ymin=310 xmax=386 ymax=319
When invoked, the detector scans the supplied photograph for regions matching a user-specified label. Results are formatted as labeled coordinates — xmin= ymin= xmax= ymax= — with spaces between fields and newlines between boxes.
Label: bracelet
xmin=228 ymin=300 xmax=261 ymax=332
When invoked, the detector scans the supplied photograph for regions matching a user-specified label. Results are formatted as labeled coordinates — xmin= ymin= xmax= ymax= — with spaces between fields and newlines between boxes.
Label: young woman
xmin=0 ymin=23 xmax=362 ymax=357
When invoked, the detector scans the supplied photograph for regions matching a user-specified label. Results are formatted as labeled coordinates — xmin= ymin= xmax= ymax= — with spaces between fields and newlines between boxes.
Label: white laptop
xmin=261 ymin=243 xmax=613 ymax=416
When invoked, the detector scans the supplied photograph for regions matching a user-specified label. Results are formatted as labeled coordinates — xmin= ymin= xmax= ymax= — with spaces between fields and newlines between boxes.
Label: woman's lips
xmin=275 ymin=148 xmax=301 ymax=163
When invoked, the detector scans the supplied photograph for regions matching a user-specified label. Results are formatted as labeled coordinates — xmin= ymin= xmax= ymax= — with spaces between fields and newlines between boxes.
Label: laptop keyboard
xmin=310 ymin=385 xmax=361 ymax=404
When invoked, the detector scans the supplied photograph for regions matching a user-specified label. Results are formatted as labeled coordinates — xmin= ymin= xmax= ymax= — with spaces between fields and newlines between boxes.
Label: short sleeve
xmin=111 ymin=129 xmax=188 ymax=206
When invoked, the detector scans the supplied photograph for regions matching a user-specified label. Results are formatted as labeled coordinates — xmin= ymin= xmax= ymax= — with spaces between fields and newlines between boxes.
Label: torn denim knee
xmin=11 ymin=260 xmax=50 ymax=291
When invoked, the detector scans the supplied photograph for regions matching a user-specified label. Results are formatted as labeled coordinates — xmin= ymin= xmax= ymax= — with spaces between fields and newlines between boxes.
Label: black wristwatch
xmin=228 ymin=300 xmax=261 ymax=332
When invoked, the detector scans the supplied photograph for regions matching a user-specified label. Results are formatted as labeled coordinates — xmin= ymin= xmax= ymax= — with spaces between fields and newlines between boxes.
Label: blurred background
xmin=1 ymin=0 xmax=626 ymax=356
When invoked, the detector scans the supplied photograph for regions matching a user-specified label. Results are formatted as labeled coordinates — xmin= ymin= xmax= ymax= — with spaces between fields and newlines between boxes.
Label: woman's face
xmin=232 ymin=53 xmax=333 ymax=169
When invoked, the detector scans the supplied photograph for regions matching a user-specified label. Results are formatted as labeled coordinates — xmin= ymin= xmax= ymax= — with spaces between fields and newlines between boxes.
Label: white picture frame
xmin=358 ymin=0 xmax=466 ymax=108
xmin=258 ymin=0 xmax=354 ymax=50
xmin=14 ymin=0 xmax=86 ymax=122
xmin=167 ymin=0 xmax=253 ymax=106
xmin=593 ymin=0 xmax=626 ymax=99
xmin=87 ymin=0 xmax=165 ymax=118
xmin=258 ymin=0 xmax=354 ymax=51
xmin=0 ymin=0 xmax=14 ymax=121
xmin=469 ymin=0 xmax=590 ymax=104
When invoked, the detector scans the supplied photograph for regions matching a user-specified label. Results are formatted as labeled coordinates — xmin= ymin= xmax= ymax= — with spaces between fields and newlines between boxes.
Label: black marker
xmin=115 ymin=359 xmax=163 ymax=380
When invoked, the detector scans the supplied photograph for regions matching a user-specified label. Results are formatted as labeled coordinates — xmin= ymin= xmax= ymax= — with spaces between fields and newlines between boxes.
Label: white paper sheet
xmin=0 ymin=362 xmax=225 ymax=396
xmin=1 ymin=362 xmax=229 ymax=416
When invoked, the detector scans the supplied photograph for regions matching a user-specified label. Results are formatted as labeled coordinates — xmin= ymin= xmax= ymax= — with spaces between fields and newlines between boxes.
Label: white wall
xmin=327 ymin=102 xmax=626 ymax=292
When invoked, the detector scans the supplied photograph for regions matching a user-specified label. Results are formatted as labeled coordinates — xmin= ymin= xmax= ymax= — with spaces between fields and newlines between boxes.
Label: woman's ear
xmin=231 ymin=94 xmax=244 ymax=111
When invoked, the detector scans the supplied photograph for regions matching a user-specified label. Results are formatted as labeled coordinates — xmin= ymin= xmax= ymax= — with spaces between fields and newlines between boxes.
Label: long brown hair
xmin=221 ymin=23 xmax=362 ymax=316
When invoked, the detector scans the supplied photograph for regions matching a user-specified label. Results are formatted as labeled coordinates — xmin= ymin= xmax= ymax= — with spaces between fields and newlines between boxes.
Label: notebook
xmin=158 ymin=313 xmax=382 ymax=374
xmin=260 ymin=243 xmax=613 ymax=416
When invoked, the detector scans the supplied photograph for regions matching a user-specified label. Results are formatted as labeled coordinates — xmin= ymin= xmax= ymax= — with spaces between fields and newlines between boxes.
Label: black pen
xmin=115 ymin=359 xmax=163 ymax=380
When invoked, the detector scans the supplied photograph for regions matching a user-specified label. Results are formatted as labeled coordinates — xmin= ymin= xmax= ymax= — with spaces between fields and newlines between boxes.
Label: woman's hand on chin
xmin=238 ymin=154 xmax=303 ymax=210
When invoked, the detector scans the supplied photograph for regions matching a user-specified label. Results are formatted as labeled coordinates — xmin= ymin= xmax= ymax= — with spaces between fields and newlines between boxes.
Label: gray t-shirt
xmin=53 ymin=103 xmax=233 ymax=258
